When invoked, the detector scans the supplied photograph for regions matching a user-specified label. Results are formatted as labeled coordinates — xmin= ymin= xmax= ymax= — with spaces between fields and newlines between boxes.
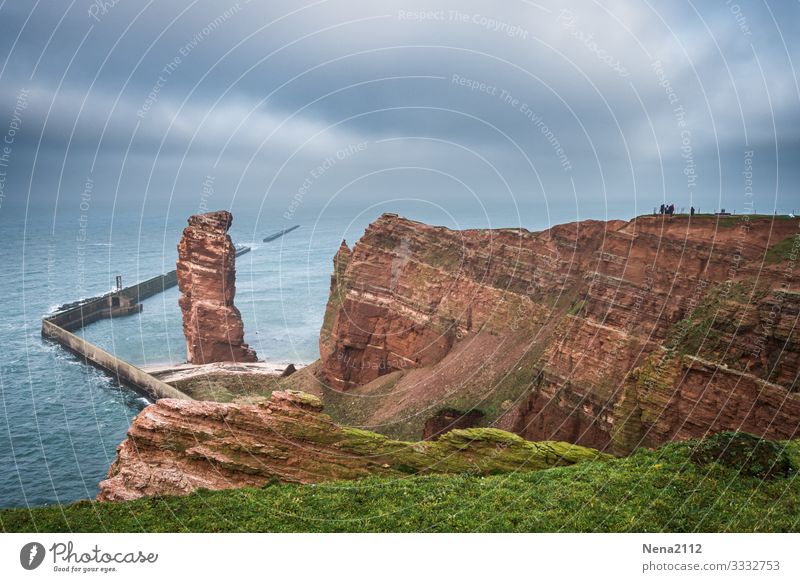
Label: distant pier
xmin=263 ymin=225 xmax=299 ymax=242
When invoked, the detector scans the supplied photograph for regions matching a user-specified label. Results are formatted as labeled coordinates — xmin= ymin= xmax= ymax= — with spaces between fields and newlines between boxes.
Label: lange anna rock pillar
xmin=177 ymin=210 xmax=257 ymax=364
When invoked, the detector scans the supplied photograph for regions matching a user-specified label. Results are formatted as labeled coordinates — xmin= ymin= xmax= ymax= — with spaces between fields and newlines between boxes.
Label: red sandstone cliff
xmin=97 ymin=390 xmax=603 ymax=501
xmin=177 ymin=210 xmax=257 ymax=364
xmin=99 ymin=212 xmax=800 ymax=501
xmin=317 ymin=213 xmax=800 ymax=453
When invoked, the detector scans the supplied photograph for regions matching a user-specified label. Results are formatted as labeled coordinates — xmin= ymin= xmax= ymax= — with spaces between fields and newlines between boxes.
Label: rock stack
xmin=177 ymin=210 xmax=257 ymax=364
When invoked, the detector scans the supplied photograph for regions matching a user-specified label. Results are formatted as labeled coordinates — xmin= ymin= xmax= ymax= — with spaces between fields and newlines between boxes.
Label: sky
xmin=0 ymin=0 xmax=798 ymax=230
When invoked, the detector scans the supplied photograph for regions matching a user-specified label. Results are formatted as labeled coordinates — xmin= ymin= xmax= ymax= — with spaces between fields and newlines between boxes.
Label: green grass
xmin=425 ymin=244 xmax=463 ymax=271
xmin=637 ymin=214 xmax=795 ymax=228
xmin=710 ymin=214 xmax=796 ymax=227
xmin=3 ymin=435 xmax=798 ymax=532
xmin=567 ymin=299 xmax=586 ymax=316
xmin=765 ymin=234 xmax=798 ymax=264
xmin=666 ymin=281 xmax=761 ymax=359
xmin=169 ymin=373 xmax=280 ymax=402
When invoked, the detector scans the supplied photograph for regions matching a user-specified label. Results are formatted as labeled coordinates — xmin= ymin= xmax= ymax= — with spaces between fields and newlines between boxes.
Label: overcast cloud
xmin=0 ymin=0 xmax=798 ymax=228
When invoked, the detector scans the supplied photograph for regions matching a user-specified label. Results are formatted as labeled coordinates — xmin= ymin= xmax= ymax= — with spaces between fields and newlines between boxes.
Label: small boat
xmin=263 ymin=225 xmax=300 ymax=242
xmin=234 ymin=244 xmax=251 ymax=257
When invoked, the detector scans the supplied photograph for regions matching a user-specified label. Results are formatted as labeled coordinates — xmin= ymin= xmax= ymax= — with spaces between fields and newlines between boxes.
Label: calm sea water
xmin=0 ymin=202 xmax=533 ymax=509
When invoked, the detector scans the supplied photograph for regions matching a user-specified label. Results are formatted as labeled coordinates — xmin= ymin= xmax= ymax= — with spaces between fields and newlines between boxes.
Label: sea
xmin=0 ymin=202 xmax=542 ymax=509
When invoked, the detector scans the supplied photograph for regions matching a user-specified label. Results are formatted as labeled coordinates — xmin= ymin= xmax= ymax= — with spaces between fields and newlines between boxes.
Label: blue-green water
xmin=0 ymin=203 xmax=531 ymax=509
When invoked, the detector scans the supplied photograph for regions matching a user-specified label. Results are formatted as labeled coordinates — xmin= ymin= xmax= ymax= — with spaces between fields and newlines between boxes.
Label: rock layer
xmin=318 ymin=213 xmax=800 ymax=451
xmin=97 ymin=390 xmax=605 ymax=501
xmin=177 ymin=210 xmax=257 ymax=364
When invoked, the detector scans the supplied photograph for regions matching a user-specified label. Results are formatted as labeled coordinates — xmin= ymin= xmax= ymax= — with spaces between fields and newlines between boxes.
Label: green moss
xmin=170 ymin=373 xmax=280 ymax=402
xmin=440 ymin=427 xmax=524 ymax=445
xmin=633 ymin=354 xmax=679 ymax=424
xmin=333 ymin=424 xmax=608 ymax=476
xmin=567 ymin=299 xmax=586 ymax=316
xmin=666 ymin=281 xmax=762 ymax=360
xmin=424 ymin=244 xmax=463 ymax=271
xmin=695 ymin=214 xmax=794 ymax=228
xmin=713 ymin=216 xmax=747 ymax=228
xmin=320 ymin=281 xmax=347 ymax=345
xmin=318 ymin=370 xmax=405 ymax=431
xmin=611 ymin=351 xmax=685 ymax=455
xmin=611 ymin=375 xmax=646 ymax=455
xmin=367 ymin=232 xmax=401 ymax=251
xmin=283 ymin=390 xmax=323 ymax=408
xmin=765 ymin=234 xmax=799 ymax=264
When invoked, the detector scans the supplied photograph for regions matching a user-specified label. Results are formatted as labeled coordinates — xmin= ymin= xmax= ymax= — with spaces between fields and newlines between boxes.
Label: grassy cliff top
xmin=3 ymin=433 xmax=799 ymax=533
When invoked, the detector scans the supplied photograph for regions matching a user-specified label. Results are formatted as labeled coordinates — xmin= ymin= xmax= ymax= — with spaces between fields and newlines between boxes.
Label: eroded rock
xmin=177 ymin=210 xmax=257 ymax=364
xmin=97 ymin=390 xmax=606 ymax=501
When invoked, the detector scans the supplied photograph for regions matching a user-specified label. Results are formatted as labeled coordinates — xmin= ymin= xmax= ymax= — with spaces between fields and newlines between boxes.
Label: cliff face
xmin=99 ymin=212 xmax=799 ymax=501
xmin=97 ymin=390 xmax=604 ymax=501
xmin=318 ymin=213 xmax=800 ymax=452
xmin=177 ymin=211 xmax=257 ymax=364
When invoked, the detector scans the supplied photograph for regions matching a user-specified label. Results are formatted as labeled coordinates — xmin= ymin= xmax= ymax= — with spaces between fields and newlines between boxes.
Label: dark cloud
xmin=0 ymin=0 xmax=798 ymax=224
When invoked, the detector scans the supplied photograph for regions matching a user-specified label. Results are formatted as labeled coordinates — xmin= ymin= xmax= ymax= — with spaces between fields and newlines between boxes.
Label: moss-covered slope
xmin=4 ymin=433 xmax=798 ymax=533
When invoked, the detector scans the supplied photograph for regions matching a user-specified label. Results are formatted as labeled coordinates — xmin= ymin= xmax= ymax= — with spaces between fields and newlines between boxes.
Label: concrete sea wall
xmin=41 ymin=320 xmax=190 ymax=400
xmin=120 ymin=270 xmax=178 ymax=303
xmin=42 ymin=245 xmax=251 ymax=400
xmin=42 ymin=270 xmax=194 ymax=401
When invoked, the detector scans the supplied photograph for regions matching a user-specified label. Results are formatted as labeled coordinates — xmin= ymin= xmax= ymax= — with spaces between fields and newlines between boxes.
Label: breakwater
xmin=41 ymin=245 xmax=250 ymax=400
xmin=263 ymin=225 xmax=299 ymax=242
xmin=41 ymin=319 xmax=189 ymax=400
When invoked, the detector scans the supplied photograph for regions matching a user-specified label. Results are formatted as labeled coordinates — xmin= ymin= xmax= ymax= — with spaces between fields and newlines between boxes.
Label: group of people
xmin=659 ymin=203 xmax=676 ymax=215
xmin=658 ymin=204 xmax=696 ymax=216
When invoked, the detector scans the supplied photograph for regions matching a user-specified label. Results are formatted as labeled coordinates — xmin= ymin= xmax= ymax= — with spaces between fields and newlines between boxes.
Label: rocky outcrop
xmin=317 ymin=213 xmax=800 ymax=451
xmin=177 ymin=211 xmax=257 ymax=364
xmin=97 ymin=390 xmax=605 ymax=501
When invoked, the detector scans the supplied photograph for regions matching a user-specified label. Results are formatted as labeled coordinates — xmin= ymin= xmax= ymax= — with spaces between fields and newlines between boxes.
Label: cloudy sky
xmin=0 ymin=0 xmax=798 ymax=228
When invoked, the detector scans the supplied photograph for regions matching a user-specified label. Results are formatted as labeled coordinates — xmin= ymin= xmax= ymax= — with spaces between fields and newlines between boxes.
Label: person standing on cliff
xmin=690 ymin=206 xmax=695 ymax=216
